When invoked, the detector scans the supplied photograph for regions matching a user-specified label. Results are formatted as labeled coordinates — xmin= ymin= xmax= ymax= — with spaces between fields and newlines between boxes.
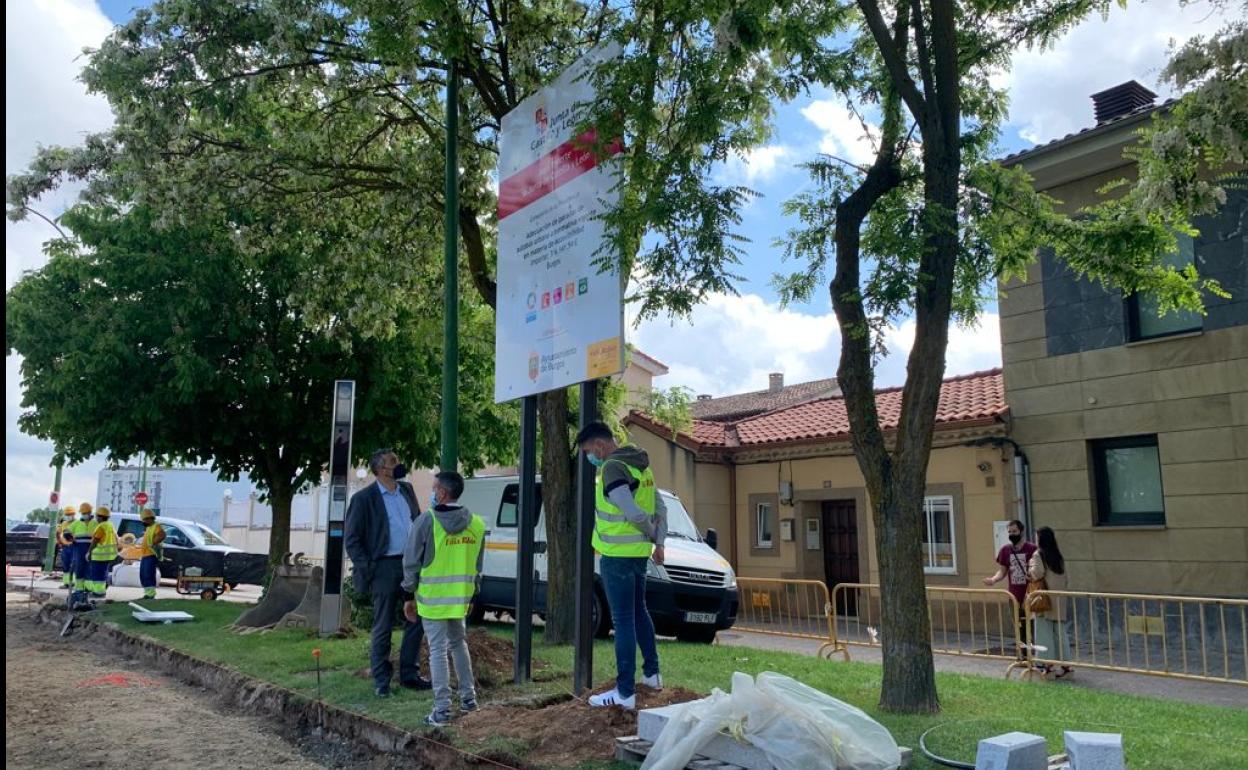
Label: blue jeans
xmin=600 ymin=555 xmax=660 ymax=698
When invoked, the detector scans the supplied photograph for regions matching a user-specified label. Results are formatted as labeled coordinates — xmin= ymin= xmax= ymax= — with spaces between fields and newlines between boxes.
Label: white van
xmin=459 ymin=475 xmax=739 ymax=643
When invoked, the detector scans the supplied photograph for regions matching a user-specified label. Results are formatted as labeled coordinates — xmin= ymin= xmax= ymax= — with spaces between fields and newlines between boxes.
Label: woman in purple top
xmin=983 ymin=519 xmax=1037 ymax=658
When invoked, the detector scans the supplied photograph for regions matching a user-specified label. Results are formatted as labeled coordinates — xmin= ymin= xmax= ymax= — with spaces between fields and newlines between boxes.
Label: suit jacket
xmin=344 ymin=479 xmax=421 ymax=593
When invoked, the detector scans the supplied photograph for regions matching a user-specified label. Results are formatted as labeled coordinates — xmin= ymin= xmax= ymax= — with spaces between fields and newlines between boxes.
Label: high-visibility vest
xmin=90 ymin=521 xmax=118 ymax=561
xmin=70 ymin=518 xmax=92 ymax=544
xmin=592 ymin=460 xmax=657 ymax=558
xmin=416 ymin=514 xmax=486 ymax=620
xmin=141 ymin=523 xmax=164 ymax=557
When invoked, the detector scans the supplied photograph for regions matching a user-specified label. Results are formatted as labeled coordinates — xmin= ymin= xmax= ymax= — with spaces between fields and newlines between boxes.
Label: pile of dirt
xmin=454 ymin=681 xmax=703 ymax=767
xmin=355 ymin=628 xmax=547 ymax=689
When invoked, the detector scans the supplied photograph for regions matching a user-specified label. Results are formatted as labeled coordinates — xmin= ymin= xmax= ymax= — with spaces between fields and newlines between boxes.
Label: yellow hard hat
xmin=78 ymin=502 xmax=93 ymax=514
xmin=96 ymin=506 xmax=111 ymax=518
xmin=140 ymin=508 xmax=156 ymax=522
xmin=62 ymin=507 xmax=76 ymax=517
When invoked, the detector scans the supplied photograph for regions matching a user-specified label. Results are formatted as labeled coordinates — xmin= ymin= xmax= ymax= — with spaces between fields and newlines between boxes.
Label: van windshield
xmin=659 ymin=493 xmax=701 ymax=542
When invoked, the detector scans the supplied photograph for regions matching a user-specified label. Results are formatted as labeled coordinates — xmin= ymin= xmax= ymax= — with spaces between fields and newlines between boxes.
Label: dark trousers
xmin=601 ymin=555 xmax=660 ymax=698
xmin=370 ymin=556 xmax=425 ymax=688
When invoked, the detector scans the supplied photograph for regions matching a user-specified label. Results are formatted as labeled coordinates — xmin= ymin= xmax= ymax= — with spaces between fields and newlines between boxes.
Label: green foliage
xmin=646 ymin=386 xmax=695 ymax=439
xmin=26 ymin=508 xmax=58 ymax=524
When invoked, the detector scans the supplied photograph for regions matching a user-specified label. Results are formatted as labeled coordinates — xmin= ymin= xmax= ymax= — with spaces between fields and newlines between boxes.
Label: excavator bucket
xmin=231 ymin=553 xmax=316 ymax=631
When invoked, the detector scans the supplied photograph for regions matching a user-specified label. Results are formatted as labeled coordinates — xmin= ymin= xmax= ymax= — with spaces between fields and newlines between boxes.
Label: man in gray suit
xmin=345 ymin=448 xmax=430 ymax=696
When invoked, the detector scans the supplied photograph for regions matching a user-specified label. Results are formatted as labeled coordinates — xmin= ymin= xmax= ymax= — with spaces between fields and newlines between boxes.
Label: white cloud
xmin=1000 ymin=0 xmax=1227 ymax=145
xmin=632 ymin=293 xmax=1002 ymax=399
xmin=799 ymin=99 xmax=880 ymax=166
xmin=720 ymin=144 xmax=792 ymax=184
xmin=6 ymin=0 xmax=116 ymax=516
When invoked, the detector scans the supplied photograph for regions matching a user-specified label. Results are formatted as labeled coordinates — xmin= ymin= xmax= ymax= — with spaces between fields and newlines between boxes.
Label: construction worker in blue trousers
xmin=57 ymin=507 xmax=76 ymax=588
xmin=87 ymin=506 xmax=118 ymax=598
xmin=138 ymin=509 xmax=165 ymax=600
xmin=69 ymin=503 xmax=95 ymax=606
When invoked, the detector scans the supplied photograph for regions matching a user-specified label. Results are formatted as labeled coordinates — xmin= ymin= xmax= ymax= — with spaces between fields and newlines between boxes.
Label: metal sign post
xmin=573 ymin=379 xmax=598 ymax=695
xmin=513 ymin=396 xmax=539 ymax=683
xmin=320 ymin=380 xmax=355 ymax=636
xmin=41 ymin=459 xmax=63 ymax=572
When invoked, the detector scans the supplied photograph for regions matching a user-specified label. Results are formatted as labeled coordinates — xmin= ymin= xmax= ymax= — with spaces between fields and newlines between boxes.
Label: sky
xmin=5 ymin=0 xmax=1231 ymax=514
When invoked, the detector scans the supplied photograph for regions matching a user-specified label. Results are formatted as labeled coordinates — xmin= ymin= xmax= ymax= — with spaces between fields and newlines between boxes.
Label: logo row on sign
xmin=525 ymin=278 xmax=591 ymax=322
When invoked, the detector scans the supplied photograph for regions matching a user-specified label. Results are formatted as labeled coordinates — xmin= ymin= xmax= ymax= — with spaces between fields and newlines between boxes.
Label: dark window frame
xmin=497 ymin=482 xmax=542 ymax=529
xmin=1123 ymin=232 xmax=1203 ymax=342
xmin=1091 ymin=434 xmax=1167 ymax=526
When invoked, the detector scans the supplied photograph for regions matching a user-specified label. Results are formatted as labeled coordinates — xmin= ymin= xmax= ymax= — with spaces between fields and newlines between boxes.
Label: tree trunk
xmin=266 ymin=477 xmax=294 ymax=570
xmin=539 ymin=388 xmax=577 ymax=644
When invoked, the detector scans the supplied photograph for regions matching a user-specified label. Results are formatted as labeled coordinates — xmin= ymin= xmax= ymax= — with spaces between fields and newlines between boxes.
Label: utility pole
xmin=440 ymin=59 xmax=460 ymax=472
xmin=41 ymin=457 xmax=64 ymax=572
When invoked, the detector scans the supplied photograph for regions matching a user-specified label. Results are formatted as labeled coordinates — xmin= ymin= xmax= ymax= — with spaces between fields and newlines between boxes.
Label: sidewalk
xmin=715 ymin=629 xmax=1248 ymax=709
xmin=5 ymin=565 xmax=262 ymax=605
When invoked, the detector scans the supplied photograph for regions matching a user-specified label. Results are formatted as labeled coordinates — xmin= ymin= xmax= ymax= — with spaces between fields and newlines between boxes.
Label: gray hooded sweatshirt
xmin=602 ymin=445 xmax=668 ymax=547
xmin=400 ymin=503 xmax=486 ymax=601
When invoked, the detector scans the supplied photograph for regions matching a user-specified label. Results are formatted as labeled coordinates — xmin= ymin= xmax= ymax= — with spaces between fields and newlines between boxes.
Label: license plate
xmin=684 ymin=612 xmax=718 ymax=624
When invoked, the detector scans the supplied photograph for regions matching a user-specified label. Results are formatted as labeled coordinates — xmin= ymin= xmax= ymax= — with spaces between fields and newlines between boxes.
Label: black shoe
xmin=375 ymin=685 xmax=391 ymax=698
xmin=400 ymin=676 xmax=433 ymax=691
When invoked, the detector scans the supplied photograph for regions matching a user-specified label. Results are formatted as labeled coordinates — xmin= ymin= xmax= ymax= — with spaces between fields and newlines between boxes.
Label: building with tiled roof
xmin=624 ymin=369 xmax=1018 ymax=589
xmin=690 ymin=373 xmax=840 ymax=422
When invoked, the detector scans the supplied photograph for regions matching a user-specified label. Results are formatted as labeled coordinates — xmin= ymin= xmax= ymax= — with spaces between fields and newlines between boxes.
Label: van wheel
xmin=593 ymin=590 xmax=612 ymax=639
xmin=676 ymin=627 xmax=718 ymax=644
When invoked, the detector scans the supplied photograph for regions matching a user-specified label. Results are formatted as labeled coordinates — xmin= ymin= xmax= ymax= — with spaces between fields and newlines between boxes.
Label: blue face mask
xmin=587 ymin=454 xmax=604 ymax=468
xmin=429 ymin=492 xmax=439 ymax=510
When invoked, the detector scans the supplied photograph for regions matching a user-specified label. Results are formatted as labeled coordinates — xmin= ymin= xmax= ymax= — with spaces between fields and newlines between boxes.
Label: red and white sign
xmin=49 ymin=491 xmax=59 ymax=506
xmin=494 ymin=43 xmax=625 ymax=403
xmin=133 ymin=491 xmax=149 ymax=506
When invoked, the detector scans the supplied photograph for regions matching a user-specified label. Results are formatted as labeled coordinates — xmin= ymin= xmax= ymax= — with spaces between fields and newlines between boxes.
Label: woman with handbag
xmin=1028 ymin=526 xmax=1072 ymax=678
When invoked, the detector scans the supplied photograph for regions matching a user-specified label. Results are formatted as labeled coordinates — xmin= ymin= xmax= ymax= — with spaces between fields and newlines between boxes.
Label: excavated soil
xmin=454 ymin=681 xmax=703 ymax=767
xmin=354 ymin=628 xmax=549 ymax=688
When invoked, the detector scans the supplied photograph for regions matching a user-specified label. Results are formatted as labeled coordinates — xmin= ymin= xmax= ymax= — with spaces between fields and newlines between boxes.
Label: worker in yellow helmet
xmin=57 ymin=507 xmax=76 ymax=587
xmin=70 ymin=503 xmax=95 ymax=597
xmin=138 ymin=509 xmax=165 ymax=600
xmin=87 ymin=506 xmax=118 ymax=598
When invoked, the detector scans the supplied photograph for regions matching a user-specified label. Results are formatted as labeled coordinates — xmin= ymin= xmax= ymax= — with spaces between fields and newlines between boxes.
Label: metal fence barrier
xmin=733 ymin=578 xmax=839 ymax=657
xmin=830 ymin=583 xmax=1022 ymax=670
xmin=1016 ymin=590 xmax=1248 ymax=685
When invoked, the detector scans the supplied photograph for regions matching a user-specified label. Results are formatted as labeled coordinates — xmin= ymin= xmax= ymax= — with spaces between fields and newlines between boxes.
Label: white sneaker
xmin=641 ymin=673 xmax=663 ymax=690
xmin=588 ymin=689 xmax=636 ymax=710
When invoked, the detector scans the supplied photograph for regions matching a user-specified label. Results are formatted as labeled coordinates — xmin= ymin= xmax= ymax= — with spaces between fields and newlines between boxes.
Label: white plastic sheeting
xmin=641 ymin=672 xmax=902 ymax=770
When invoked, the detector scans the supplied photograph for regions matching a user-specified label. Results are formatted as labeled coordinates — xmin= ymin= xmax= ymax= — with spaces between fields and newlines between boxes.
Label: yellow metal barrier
xmin=1016 ymin=590 xmax=1248 ymax=685
xmin=831 ymin=583 xmax=1022 ymax=672
xmin=733 ymin=578 xmax=839 ymax=657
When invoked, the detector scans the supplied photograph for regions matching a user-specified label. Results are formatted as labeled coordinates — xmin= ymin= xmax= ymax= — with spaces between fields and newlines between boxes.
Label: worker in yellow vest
xmin=71 ymin=503 xmax=95 ymax=596
xmin=401 ymin=471 xmax=485 ymax=727
xmin=57 ymin=507 xmax=76 ymax=587
xmin=87 ymin=506 xmax=118 ymax=598
xmin=138 ymin=509 xmax=165 ymax=599
xmin=576 ymin=421 xmax=669 ymax=711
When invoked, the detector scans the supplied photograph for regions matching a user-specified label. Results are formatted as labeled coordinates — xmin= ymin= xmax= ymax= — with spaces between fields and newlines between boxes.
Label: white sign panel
xmin=494 ymin=44 xmax=625 ymax=403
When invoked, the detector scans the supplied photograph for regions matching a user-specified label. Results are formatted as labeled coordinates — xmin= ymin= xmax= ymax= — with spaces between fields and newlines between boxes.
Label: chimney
xmin=769 ymin=372 xmax=784 ymax=393
xmin=1090 ymin=81 xmax=1156 ymax=125
xmin=697 ymin=394 xmax=712 ymax=401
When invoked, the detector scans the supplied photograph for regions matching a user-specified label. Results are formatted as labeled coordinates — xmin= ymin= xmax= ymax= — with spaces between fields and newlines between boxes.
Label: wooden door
xmin=822 ymin=499 xmax=860 ymax=616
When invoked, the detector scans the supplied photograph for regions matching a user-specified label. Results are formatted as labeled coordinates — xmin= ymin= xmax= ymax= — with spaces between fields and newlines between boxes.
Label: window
xmin=922 ymin=496 xmax=957 ymax=574
xmin=118 ymin=520 xmax=145 ymax=540
xmin=497 ymin=483 xmax=542 ymax=528
xmin=1127 ymin=233 xmax=1202 ymax=340
xmin=756 ymin=503 xmax=774 ymax=548
xmin=162 ymin=525 xmax=192 ymax=548
xmin=1092 ymin=435 xmax=1166 ymax=525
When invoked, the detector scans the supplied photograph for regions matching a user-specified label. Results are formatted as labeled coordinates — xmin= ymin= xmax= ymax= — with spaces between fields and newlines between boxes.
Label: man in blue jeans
xmin=576 ymin=421 xmax=668 ymax=710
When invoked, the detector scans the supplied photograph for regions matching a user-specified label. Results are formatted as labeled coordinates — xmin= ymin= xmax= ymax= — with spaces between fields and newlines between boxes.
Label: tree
xmin=776 ymin=1 xmax=1233 ymax=713
xmin=6 ymin=201 xmax=516 ymax=568
xmin=26 ymin=508 xmax=58 ymax=524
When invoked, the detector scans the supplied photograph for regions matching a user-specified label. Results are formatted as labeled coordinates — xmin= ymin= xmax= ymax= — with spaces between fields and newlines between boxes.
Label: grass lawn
xmin=93 ymin=601 xmax=1248 ymax=769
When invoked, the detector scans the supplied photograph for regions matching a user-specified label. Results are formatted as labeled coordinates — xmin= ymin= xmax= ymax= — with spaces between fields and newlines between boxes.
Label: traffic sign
xmin=133 ymin=491 xmax=149 ymax=506
xmin=49 ymin=491 xmax=59 ymax=506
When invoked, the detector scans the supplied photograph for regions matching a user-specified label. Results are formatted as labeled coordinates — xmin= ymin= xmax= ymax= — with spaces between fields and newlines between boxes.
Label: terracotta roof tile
xmin=690 ymin=377 xmax=840 ymax=421
xmin=684 ymin=368 xmax=1006 ymax=449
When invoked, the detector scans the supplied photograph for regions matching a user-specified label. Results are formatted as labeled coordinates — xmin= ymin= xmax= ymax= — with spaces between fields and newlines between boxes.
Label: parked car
xmin=5 ymin=523 xmax=51 ymax=566
xmin=110 ymin=513 xmax=268 ymax=587
xmin=459 ymin=475 xmax=739 ymax=643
